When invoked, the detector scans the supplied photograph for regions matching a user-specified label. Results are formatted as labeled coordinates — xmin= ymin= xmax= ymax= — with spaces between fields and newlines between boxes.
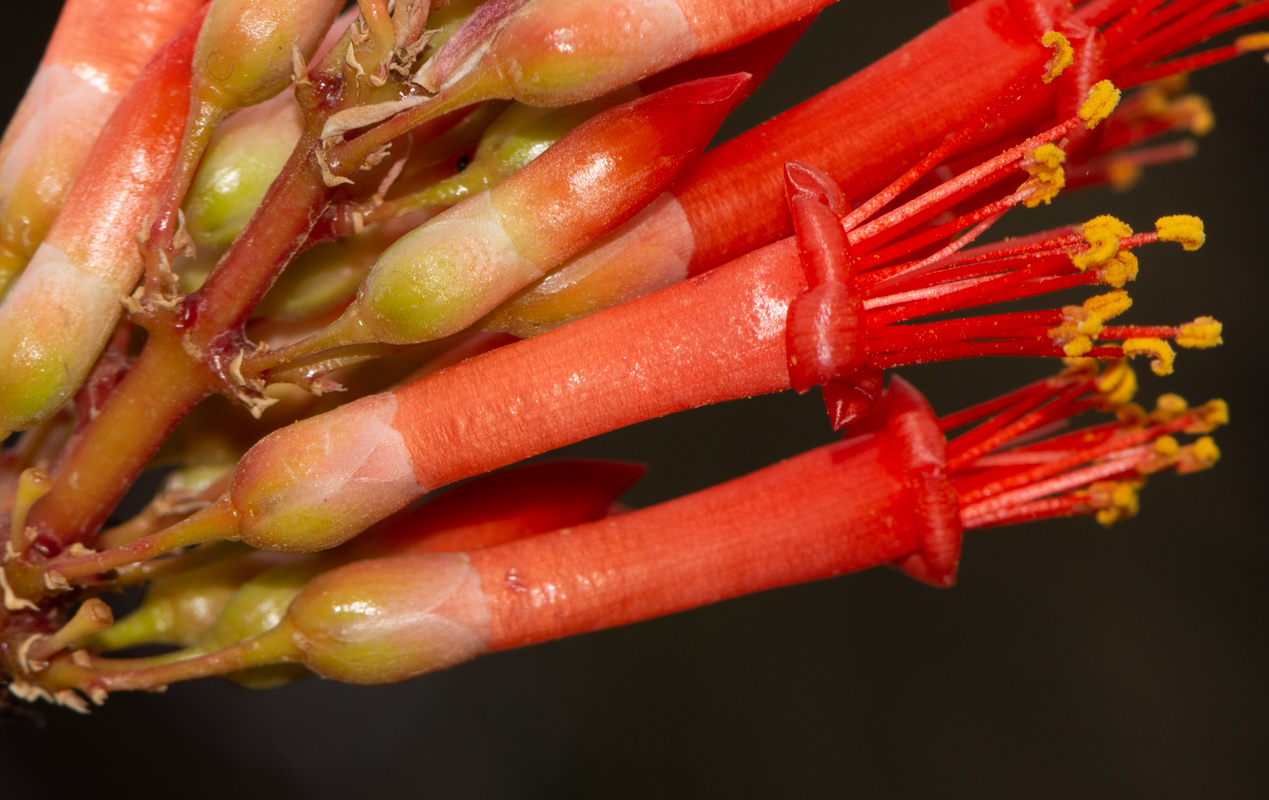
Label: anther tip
xmin=1100 ymin=252 xmax=1139 ymax=289
xmin=1022 ymin=144 xmax=1065 ymax=206
xmin=1073 ymin=215 xmax=1132 ymax=271
xmin=1122 ymin=337 xmax=1176 ymax=376
xmin=1185 ymin=399 xmax=1230 ymax=433
xmin=1176 ymin=316 xmax=1223 ymax=349
xmin=1155 ymin=215 xmax=1205 ymax=250
xmin=1079 ymin=80 xmax=1121 ymax=129
xmin=1084 ymin=290 xmax=1133 ymax=321
xmin=1041 ymin=31 xmax=1074 ymax=84
xmin=1095 ymin=359 xmax=1138 ymax=408
xmin=1174 ymin=437 xmax=1221 ymax=474
xmin=1171 ymin=95 xmax=1214 ymax=137
xmin=1092 ymin=481 xmax=1141 ymax=526
xmin=1235 ymin=32 xmax=1269 ymax=53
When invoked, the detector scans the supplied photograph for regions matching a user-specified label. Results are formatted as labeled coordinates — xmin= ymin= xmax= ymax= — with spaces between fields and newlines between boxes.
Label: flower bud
xmin=415 ymin=92 xmax=634 ymax=208
xmin=183 ymin=94 xmax=304 ymax=248
xmin=192 ymin=557 xmax=325 ymax=689
xmin=194 ymin=0 xmax=344 ymax=113
xmin=286 ymin=554 xmax=491 ymax=684
xmin=86 ymin=545 xmax=284 ymax=651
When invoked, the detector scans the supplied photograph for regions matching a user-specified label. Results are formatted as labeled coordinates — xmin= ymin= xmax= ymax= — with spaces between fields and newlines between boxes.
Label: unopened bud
xmin=286 ymin=554 xmax=491 ymax=684
xmin=183 ymin=95 xmax=304 ymax=247
xmin=195 ymin=0 xmax=344 ymax=112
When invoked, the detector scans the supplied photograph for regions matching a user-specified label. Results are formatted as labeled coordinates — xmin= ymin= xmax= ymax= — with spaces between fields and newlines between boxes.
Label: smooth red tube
xmin=43 ymin=0 xmax=207 ymax=92
xmin=347 ymin=460 xmax=645 ymax=558
xmin=44 ymin=7 xmax=206 ymax=272
xmin=392 ymin=237 xmax=805 ymax=489
xmin=470 ymin=422 xmax=919 ymax=650
xmin=674 ymin=0 xmax=1049 ymax=271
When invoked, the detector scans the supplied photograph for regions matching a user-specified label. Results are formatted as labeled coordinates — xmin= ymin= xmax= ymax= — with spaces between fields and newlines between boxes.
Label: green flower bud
xmin=194 ymin=0 xmax=343 ymax=112
xmin=183 ymin=95 xmax=303 ymax=248
xmin=286 ymin=554 xmax=490 ymax=684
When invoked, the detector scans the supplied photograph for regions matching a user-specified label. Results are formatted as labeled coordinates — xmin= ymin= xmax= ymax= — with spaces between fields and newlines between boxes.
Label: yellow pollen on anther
xmin=1170 ymin=95 xmax=1215 ymax=136
xmin=1116 ymin=402 xmax=1148 ymax=426
xmin=1092 ymin=481 xmax=1141 ymax=526
xmin=1073 ymin=215 xmax=1132 ymax=270
xmin=1185 ymin=398 xmax=1229 ymax=433
xmin=1059 ymin=305 xmax=1104 ymax=338
xmin=1193 ymin=436 xmax=1220 ymax=461
xmin=1154 ymin=74 xmax=1190 ymax=96
xmin=1139 ymin=85 xmax=1172 ymax=117
xmin=1021 ymin=144 xmax=1066 ymax=207
xmin=1154 ymin=435 xmax=1181 ymax=458
xmin=1150 ymin=393 xmax=1189 ymax=423
xmin=1030 ymin=143 xmax=1065 ymax=170
xmin=1138 ymin=434 xmax=1180 ymax=473
xmin=1051 ymin=311 xmax=1095 ymax=352
xmin=1155 ymin=215 xmax=1205 ymax=250
xmin=1175 ymin=316 xmax=1223 ymax=349
xmin=1084 ymin=290 xmax=1133 ymax=321
xmin=1123 ymin=337 xmax=1176 ymax=376
xmin=1041 ymin=31 xmax=1074 ymax=83
xmin=1062 ymin=335 xmax=1093 ymax=357
xmin=1107 ymin=161 xmax=1143 ymax=192
xmin=1176 ymin=437 xmax=1221 ymax=474
xmin=1096 ymin=359 xmax=1138 ymax=408
xmin=1100 ymin=251 xmax=1139 ymax=288
xmin=1235 ymin=32 xmax=1269 ymax=52
xmin=1079 ymin=80 xmax=1121 ymax=129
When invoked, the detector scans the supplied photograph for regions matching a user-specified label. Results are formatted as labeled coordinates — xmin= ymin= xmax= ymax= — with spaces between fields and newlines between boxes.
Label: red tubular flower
xmin=33 ymin=117 xmax=1223 ymax=583
xmin=0 ymin=2 xmax=1263 ymax=755
xmin=36 ymin=361 xmax=1223 ymax=695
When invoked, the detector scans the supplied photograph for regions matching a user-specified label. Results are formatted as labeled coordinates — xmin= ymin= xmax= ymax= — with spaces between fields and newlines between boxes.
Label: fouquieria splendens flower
xmin=0 ymin=0 xmax=1263 ymax=714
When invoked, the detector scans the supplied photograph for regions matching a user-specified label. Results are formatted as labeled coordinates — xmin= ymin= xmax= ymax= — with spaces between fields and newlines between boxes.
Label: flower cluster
xmin=0 ymin=0 xmax=1264 ymax=712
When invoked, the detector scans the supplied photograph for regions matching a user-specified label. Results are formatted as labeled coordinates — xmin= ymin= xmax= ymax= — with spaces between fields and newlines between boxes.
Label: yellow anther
xmin=1123 ymin=337 xmax=1176 ymax=376
xmin=1100 ymin=251 xmax=1139 ymax=288
xmin=1176 ymin=437 xmax=1221 ymax=474
xmin=1059 ymin=305 xmax=1103 ymax=337
xmin=1155 ymin=215 xmax=1205 ymax=250
xmin=1139 ymin=85 xmax=1172 ymax=117
xmin=1087 ymin=215 xmax=1133 ymax=239
xmin=1116 ymin=402 xmax=1148 ymax=426
xmin=1092 ymin=481 xmax=1140 ymax=526
xmin=1113 ymin=482 xmax=1140 ymax=514
xmin=1042 ymin=31 xmax=1074 ymax=83
xmin=1170 ymin=95 xmax=1214 ymax=136
xmin=1184 ymin=398 xmax=1229 ymax=433
xmin=1079 ymin=80 xmax=1121 ymax=129
xmin=1235 ymin=32 xmax=1269 ymax=52
xmin=1021 ymin=144 xmax=1066 ymax=207
xmin=1153 ymin=74 xmax=1189 ymax=96
xmin=1096 ymin=359 xmax=1138 ymax=409
xmin=1151 ymin=393 xmax=1189 ymax=423
xmin=1072 ymin=215 xmax=1132 ymax=270
xmin=1049 ymin=312 xmax=1094 ymax=354
xmin=1078 ymin=316 xmax=1103 ymax=337
xmin=1061 ymin=335 xmax=1093 ymax=357
xmin=1029 ymin=143 xmax=1065 ymax=170
xmin=1107 ymin=161 xmax=1142 ymax=192
xmin=1139 ymin=435 xmax=1180 ymax=474
xmin=1084 ymin=290 xmax=1133 ymax=321
xmin=1175 ymin=316 xmax=1223 ymax=349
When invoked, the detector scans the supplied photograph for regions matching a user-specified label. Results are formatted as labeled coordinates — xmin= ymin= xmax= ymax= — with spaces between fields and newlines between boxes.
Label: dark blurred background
xmin=2 ymin=2 xmax=1266 ymax=797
